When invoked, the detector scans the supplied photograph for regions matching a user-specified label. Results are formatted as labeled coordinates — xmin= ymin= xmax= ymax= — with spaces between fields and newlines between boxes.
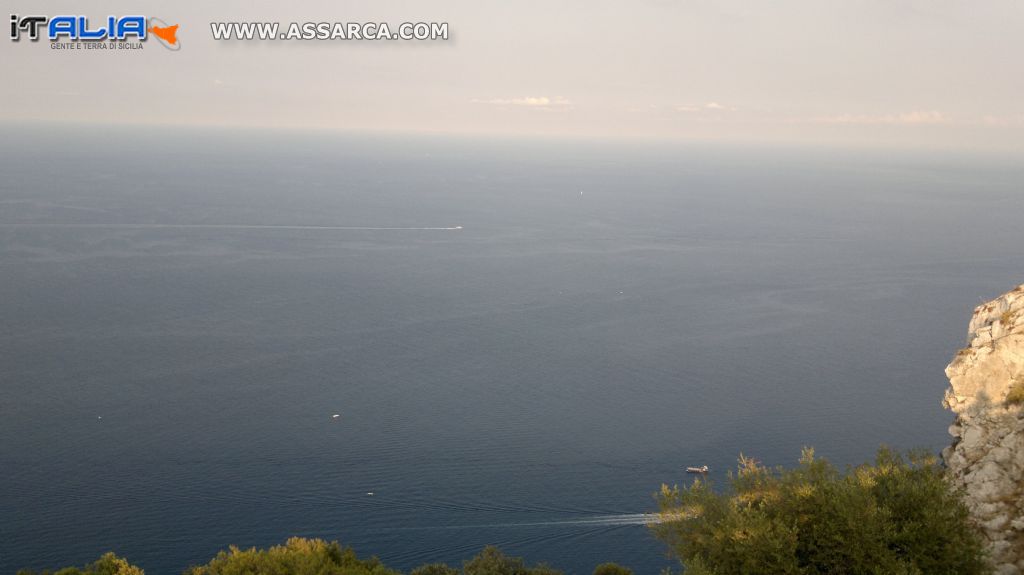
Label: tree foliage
xmin=651 ymin=447 xmax=989 ymax=575
xmin=410 ymin=564 xmax=461 ymax=575
xmin=183 ymin=537 xmax=398 ymax=575
xmin=592 ymin=563 xmax=633 ymax=575
xmin=19 ymin=542 xmax=570 ymax=575
xmin=461 ymin=546 xmax=561 ymax=575
xmin=16 ymin=552 xmax=144 ymax=575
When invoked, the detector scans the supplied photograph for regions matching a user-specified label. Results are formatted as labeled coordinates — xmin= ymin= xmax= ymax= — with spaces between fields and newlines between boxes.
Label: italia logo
xmin=9 ymin=14 xmax=180 ymax=50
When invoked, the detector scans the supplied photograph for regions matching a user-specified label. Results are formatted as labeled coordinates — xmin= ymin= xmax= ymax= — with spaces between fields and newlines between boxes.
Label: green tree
xmin=652 ymin=447 xmax=989 ymax=575
xmin=410 ymin=564 xmax=461 ymax=575
xmin=17 ymin=552 xmax=144 ymax=575
xmin=592 ymin=563 xmax=633 ymax=575
xmin=461 ymin=546 xmax=562 ymax=575
xmin=183 ymin=537 xmax=397 ymax=575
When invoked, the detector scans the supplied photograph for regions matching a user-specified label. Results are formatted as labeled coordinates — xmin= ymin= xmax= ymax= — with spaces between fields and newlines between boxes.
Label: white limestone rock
xmin=944 ymin=284 xmax=1024 ymax=574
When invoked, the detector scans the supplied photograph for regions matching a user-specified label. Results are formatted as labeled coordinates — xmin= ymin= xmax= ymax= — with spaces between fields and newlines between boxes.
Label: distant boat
xmin=332 ymin=414 xmax=340 ymax=419
xmin=686 ymin=465 xmax=709 ymax=473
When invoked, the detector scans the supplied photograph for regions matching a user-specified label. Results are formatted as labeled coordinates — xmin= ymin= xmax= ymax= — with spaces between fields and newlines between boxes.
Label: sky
xmin=2 ymin=0 xmax=1023 ymax=153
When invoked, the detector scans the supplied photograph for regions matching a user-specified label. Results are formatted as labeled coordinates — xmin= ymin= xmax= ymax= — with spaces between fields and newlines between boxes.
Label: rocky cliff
xmin=944 ymin=284 xmax=1024 ymax=575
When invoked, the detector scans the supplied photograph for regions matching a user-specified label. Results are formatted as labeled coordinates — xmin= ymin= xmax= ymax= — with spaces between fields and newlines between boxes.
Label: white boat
xmin=686 ymin=465 xmax=709 ymax=473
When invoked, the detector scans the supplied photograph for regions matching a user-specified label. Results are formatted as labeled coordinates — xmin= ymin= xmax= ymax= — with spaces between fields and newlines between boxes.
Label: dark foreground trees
xmin=651 ymin=447 xmax=989 ymax=575
xmin=591 ymin=563 xmax=633 ymax=575
xmin=419 ymin=545 xmax=564 ymax=575
xmin=18 ymin=541 xmax=632 ymax=575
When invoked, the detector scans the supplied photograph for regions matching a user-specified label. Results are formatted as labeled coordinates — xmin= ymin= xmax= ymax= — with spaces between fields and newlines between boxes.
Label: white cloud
xmin=817 ymin=110 xmax=947 ymax=125
xmin=472 ymin=96 xmax=572 ymax=109
xmin=981 ymin=114 xmax=1024 ymax=127
xmin=675 ymin=101 xmax=737 ymax=113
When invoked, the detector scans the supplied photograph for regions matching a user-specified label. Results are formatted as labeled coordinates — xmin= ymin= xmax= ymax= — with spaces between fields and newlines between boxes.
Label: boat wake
xmin=478 ymin=513 xmax=659 ymax=528
xmin=382 ymin=513 xmax=659 ymax=532
xmin=365 ymin=513 xmax=660 ymax=566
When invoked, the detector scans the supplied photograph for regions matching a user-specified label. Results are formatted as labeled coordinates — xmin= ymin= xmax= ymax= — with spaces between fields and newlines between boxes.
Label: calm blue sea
xmin=2 ymin=126 xmax=1023 ymax=574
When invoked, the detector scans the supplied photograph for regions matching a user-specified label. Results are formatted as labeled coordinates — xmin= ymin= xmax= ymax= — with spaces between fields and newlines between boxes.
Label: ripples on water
xmin=2 ymin=128 xmax=1024 ymax=573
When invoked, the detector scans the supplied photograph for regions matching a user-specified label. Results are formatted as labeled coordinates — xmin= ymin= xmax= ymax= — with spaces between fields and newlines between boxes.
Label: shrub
xmin=463 ymin=546 xmax=561 ymax=575
xmin=16 ymin=553 xmax=143 ymax=575
xmin=1006 ymin=376 xmax=1024 ymax=406
xmin=21 ymin=543 xmax=571 ymax=575
xmin=651 ymin=447 xmax=989 ymax=575
xmin=183 ymin=537 xmax=397 ymax=575
xmin=411 ymin=564 xmax=461 ymax=575
xmin=999 ymin=310 xmax=1016 ymax=326
xmin=593 ymin=563 xmax=634 ymax=575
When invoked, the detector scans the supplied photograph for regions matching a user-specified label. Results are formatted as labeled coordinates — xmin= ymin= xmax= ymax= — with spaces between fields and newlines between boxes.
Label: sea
xmin=2 ymin=125 xmax=1023 ymax=574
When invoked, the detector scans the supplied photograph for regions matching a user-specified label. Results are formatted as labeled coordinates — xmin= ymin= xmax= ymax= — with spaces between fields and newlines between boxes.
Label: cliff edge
xmin=944 ymin=284 xmax=1024 ymax=575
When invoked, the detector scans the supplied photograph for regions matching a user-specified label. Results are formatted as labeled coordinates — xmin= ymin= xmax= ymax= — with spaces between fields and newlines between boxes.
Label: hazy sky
xmin=3 ymin=0 xmax=1023 ymax=152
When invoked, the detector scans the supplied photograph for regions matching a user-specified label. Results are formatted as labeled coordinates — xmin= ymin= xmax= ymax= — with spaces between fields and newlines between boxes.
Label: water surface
xmin=2 ymin=127 xmax=1023 ymax=574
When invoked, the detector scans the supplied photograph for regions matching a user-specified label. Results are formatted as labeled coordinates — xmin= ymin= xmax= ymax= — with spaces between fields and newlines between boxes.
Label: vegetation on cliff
xmin=1005 ymin=375 xmax=1024 ymax=406
xmin=652 ymin=447 xmax=989 ymax=575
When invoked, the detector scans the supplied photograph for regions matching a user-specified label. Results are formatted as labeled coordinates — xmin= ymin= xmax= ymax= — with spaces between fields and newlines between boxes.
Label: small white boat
xmin=686 ymin=465 xmax=709 ymax=473
xmin=332 ymin=414 xmax=340 ymax=419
